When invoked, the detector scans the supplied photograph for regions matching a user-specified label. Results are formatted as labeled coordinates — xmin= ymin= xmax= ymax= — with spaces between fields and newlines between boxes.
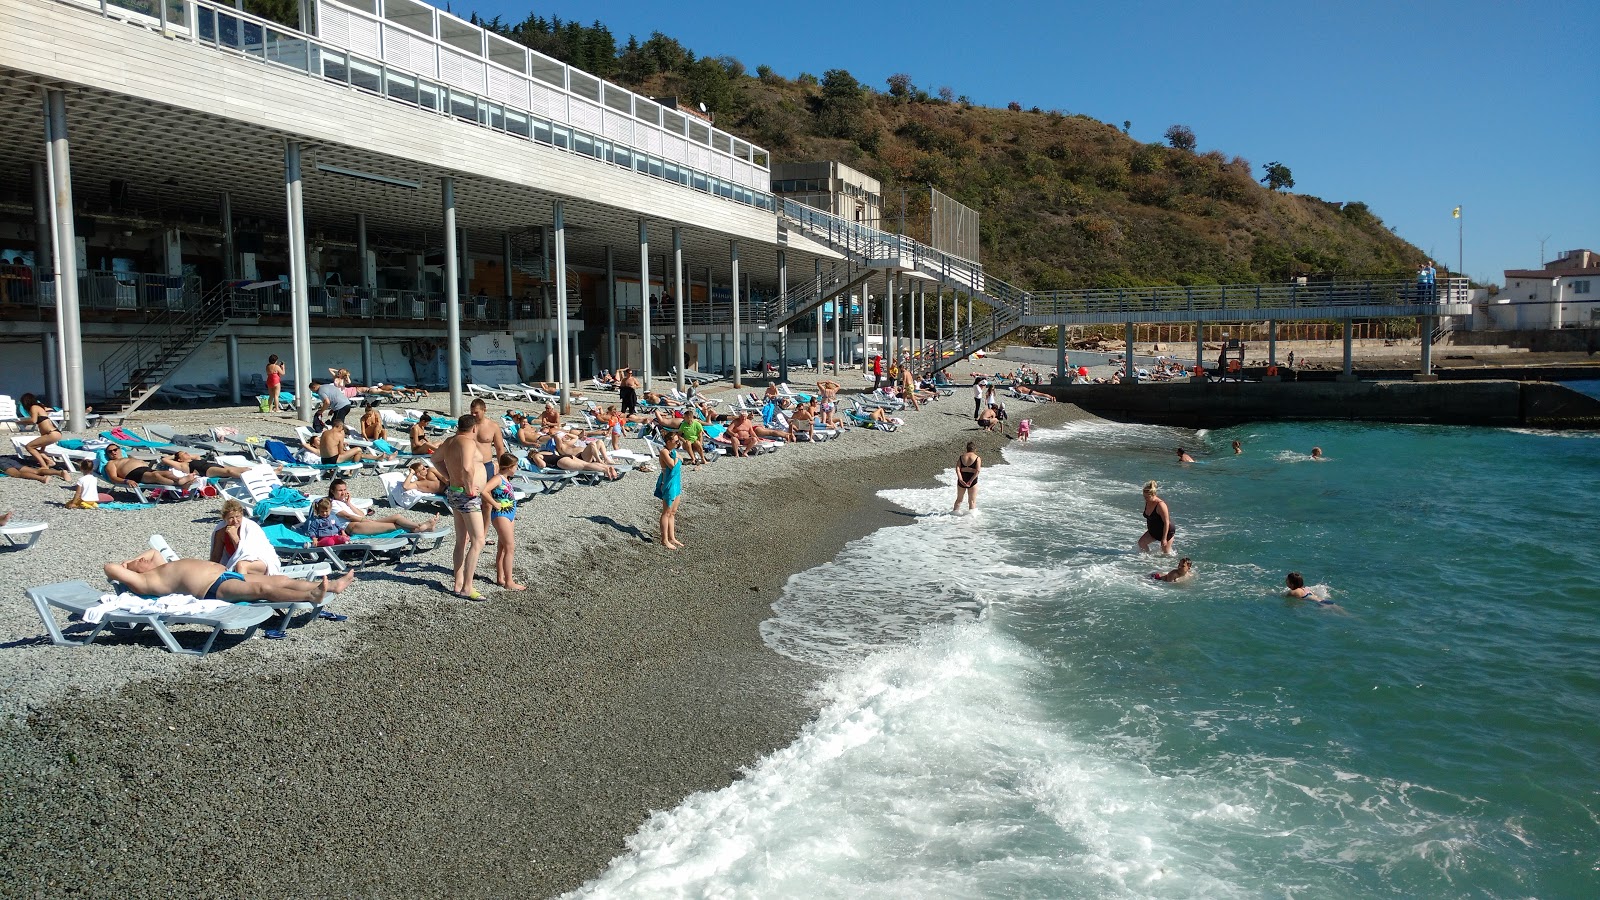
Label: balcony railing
xmin=0 ymin=265 xmax=200 ymax=317
xmin=1025 ymin=277 xmax=1473 ymax=318
xmin=55 ymin=0 xmax=776 ymax=212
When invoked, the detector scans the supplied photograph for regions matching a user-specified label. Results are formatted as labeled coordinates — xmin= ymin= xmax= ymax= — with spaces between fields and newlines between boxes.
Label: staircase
xmin=918 ymin=304 xmax=1024 ymax=374
xmin=96 ymin=284 xmax=231 ymax=420
xmin=759 ymin=268 xmax=879 ymax=330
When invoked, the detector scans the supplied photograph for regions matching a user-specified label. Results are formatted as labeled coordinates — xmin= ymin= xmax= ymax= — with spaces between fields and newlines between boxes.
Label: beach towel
xmin=83 ymin=591 xmax=230 ymax=624
xmin=372 ymin=438 xmax=396 ymax=456
xmin=251 ymin=485 xmax=311 ymax=521
xmin=96 ymin=501 xmax=157 ymax=511
xmin=212 ymin=517 xmax=283 ymax=576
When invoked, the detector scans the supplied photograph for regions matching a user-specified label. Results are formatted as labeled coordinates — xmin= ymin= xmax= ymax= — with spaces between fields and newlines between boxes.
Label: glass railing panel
xmin=197 ymin=6 xmax=215 ymax=41
xmin=322 ymin=48 xmax=348 ymax=84
xmin=349 ymin=56 xmax=383 ymax=93
xmin=416 ymin=77 xmax=440 ymax=110
xmin=386 ymin=69 xmax=419 ymax=104
xmin=505 ymin=109 xmax=530 ymax=138
xmin=529 ymin=53 xmax=565 ymax=88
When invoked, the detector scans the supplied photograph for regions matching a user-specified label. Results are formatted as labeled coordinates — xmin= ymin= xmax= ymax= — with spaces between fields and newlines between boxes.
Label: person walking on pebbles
xmin=654 ymin=430 xmax=684 ymax=549
xmin=952 ymin=441 xmax=981 ymax=513
xmin=1138 ymin=480 xmax=1176 ymax=555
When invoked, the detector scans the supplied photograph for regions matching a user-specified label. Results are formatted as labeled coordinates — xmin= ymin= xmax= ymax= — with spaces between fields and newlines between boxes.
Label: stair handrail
xmin=99 ymin=281 xmax=228 ymax=398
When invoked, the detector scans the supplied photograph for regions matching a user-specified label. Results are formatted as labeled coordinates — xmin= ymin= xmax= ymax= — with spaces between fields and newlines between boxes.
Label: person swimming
xmin=1150 ymin=558 xmax=1195 ymax=583
xmin=1232 ymin=440 xmax=1242 ymax=455
xmin=1176 ymin=447 xmax=1195 ymax=463
xmin=1310 ymin=447 xmax=1324 ymax=461
xmin=1284 ymin=571 xmax=1333 ymax=604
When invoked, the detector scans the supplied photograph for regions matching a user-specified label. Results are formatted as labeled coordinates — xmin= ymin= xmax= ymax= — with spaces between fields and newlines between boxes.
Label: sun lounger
xmin=26 ymin=579 xmax=276 ymax=656
xmin=146 ymin=534 xmax=334 ymax=634
xmin=379 ymin=471 xmax=452 ymax=514
xmin=221 ymin=465 xmax=311 ymax=522
xmin=262 ymin=523 xmax=414 ymax=572
xmin=265 ymin=439 xmax=359 ymax=481
xmin=465 ymin=383 xmax=519 ymax=402
xmin=1 ymin=519 xmax=49 ymax=549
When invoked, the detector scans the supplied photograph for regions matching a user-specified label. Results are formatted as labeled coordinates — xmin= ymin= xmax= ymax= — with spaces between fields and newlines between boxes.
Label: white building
xmin=1491 ymin=249 xmax=1600 ymax=330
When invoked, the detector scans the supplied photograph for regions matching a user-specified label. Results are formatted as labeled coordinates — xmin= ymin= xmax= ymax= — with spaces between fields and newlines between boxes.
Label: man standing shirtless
xmin=105 ymin=549 xmax=354 ymax=603
xmin=433 ymin=413 xmax=487 ymax=599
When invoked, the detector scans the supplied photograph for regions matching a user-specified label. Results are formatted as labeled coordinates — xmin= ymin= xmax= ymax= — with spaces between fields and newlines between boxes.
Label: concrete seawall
xmin=1038 ymin=380 xmax=1600 ymax=430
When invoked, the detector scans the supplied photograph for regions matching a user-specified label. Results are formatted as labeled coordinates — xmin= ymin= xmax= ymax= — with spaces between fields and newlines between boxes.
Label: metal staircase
xmin=96 ymin=284 xmax=231 ymax=419
xmin=916 ymin=303 xmax=1024 ymax=374
xmin=759 ymin=268 xmax=879 ymax=330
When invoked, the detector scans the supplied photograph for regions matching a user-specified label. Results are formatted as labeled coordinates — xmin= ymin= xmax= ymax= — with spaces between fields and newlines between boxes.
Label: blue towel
xmin=252 ymin=486 xmax=310 ymax=521
xmin=97 ymin=501 xmax=157 ymax=511
xmin=373 ymin=438 xmax=395 ymax=455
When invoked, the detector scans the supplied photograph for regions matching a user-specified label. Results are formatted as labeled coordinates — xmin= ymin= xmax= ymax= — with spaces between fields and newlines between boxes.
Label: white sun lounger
xmin=1 ymin=519 xmax=49 ymax=549
xmin=26 ymin=579 xmax=276 ymax=656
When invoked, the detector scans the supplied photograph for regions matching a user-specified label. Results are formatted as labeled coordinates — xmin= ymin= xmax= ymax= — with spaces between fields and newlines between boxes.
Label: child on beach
xmin=654 ymin=431 xmax=684 ymax=549
xmin=1017 ymin=419 xmax=1031 ymax=443
xmin=483 ymin=453 xmax=524 ymax=590
xmin=65 ymin=458 xmax=98 ymax=509
xmin=1150 ymin=558 xmax=1195 ymax=582
xmin=303 ymin=498 xmax=349 ymax=547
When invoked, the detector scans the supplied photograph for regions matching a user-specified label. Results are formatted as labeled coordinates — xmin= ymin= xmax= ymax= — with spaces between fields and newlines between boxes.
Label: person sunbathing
xmin=537 ymin=381 xmax=586 ymax=402
xmin=507 ymin=413 xmax=549 ymax=448
xmin=550 ymin=431 xmax=619 ymax=479
xmin=327 ymin=479 xmax=438 ymax=535
xmin=864 ymin=406 xmax=904 ymax=427
xmin=159 ymin=451 xmax=255 ymax=481
xmin=403 ymin=461 xmax=446 ymax=495
xmin=105 ymin=548 xmax=355 ymax=603
xmin=538 ymin=403 xmax=563 ymax=430
xmin=103 ymin=444 xmax=201 ymax=491
xmin=726 ymin=414 xmax=759 ymax=456
xmin=409 ymin=414 xmax=439 ymax=455
xmin=308 ymin=421 xmax=385 ymax=465
xmin=1013 ymin=385 xmax=1055 ymax=402
xmin=359 ymin=406 xmax=388 ymax=442
xmin=790 ymin=404 xmax=818 ymax=441
xmin=17 ymin=393 xmax=62 ymax=468
xmin=2 ymin=454 xmax=66 ymax=483
xmin=642 ymin=391 xmax=682 ymax=408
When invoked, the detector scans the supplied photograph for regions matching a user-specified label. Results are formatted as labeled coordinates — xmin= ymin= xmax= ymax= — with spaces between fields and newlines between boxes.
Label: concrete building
xmin=1492 ymin=250 xmax=1600 ymax=330
xmin=769 ymin=161 xmax=881 ymax=226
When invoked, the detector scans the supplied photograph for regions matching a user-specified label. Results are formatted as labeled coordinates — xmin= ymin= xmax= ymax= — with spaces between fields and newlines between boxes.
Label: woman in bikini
xmin=265 ymin=354 xmax=285 ymax=412
xmin=952 ymin=442 xmax=981 ymax=513
xmin=1138 ymin=480 xmax=1176 ymax=555
xmin=18 ymin=393 xmax=61 ymax=468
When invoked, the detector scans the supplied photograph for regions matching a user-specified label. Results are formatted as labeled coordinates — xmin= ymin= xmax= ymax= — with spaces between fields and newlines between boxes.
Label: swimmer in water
xmin=1284 ymin=571 xmax=1327 ymax=602
xmin=1232 ymin=440 xmax=1242 ymax=455
xmin=1311 ymin=447 xmax=1324 ymax=461
xmin=1176 ymin=446 xmax=1195 ymax=463
xmin=1150 ymin=557 xmax=1195 ymax=583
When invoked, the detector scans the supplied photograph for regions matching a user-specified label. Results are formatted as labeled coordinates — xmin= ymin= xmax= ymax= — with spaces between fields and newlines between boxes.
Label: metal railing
xmin=1024 ymin=277 xmax=1472 ymax=318
xmin=0 ymin=264 xmax=200 ymax=318
xmin=98 ymin=281 xmax=228 ymax=398
xmin=57 ymin=0 xmax=776 ymax=212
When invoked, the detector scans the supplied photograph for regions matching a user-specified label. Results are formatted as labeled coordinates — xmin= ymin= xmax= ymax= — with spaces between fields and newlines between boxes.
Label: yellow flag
xmin=1452 ymin=206 xmax=1461 ymax=218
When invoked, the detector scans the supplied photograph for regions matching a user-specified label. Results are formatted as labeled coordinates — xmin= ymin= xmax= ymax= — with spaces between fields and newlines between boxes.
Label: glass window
xmin=386 ymin=70 xmax=419 ymax=105
xmin=488 ymin=103 xmax=505 ymax=131
xmin=662 ymin=110 xmax=686 ymax=135
xmin=648 ymin=157 xmax=663 ymax=179
xmin=636 ymin=155 xmax=650 ymax=175
xmin=574 ymin=131 xmax=595 ymax=157
xmin=450 ymin=90 xmax=478 ymax=122
xmin=349 ymin=57 xmax=383 ymax=93
xmin=552 ymin=125 xmax=570 ymax=149
xmin=663 ymin=162 xmax=680 ymax=183
xmin=505 ymin=109 xmax=530 ymax=137
xmin=733 ymin=139 xmax=750 ymax=159
xmin=322 ymin=49 xmax=349 ymax=85
xmin=487 ymin=33 xmax=526 ymax=73
xmin=752 ymin=149 xmax=769 ymax=169
xmin=688 ymin=121 xmax=710 ymax=144
xmin=529 ymin=53 xmax=565 ymax=88
xmin=711 ymin=132 xmax=731 ymax=153
xmin=603 ymin=85 xmax=632 ymax=114
xmin=417 ymin=79 xmax=440 ymax=111
xmin=614 ymin=147 xmax=632 ymax=169
xmin=533 ymin=119 xmax=552 ymax=144
xmin=569 ymin=71 xmax=601 ymax=102
xmin=692 ymin=171 xmax=708 ymax=192
xmin=634 ymin=97 xmax=661 ymax=126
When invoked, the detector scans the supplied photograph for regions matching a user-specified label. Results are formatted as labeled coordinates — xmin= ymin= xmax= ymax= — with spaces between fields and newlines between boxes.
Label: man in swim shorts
xmin=432 ymin=414 xmax=487 ymax=599
xmin=105 ymin=549 xmax=354 ymax=603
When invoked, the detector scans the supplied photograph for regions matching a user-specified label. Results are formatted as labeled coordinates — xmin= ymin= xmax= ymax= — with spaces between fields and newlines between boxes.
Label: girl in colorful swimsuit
xmin=484 ymin=453 xmax=524 ymax=590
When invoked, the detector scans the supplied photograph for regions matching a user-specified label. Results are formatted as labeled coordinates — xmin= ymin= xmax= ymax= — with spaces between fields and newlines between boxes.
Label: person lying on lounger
xmin=105 ymin=548 xmax=354 ymax=603
xmin=1 ymin=454 xmax=66 ymax=483
xmin=549 ymin=431 xmax=619 ymax=479
xmin=104 ymin=444 xmax=201 ymax=491
xmin=508 ymin=413 xmax=548 ymax=448
xmin=307 ymin=420 xmax=387 ymax=465
xmin=409 ymin=414 xmax=440 ymax=455
xmin=325 ymin=479 xmax=438 ymax=535
xmin=642 ymin=391 xmax=683 ymax=408
xmin=159 ymin=451 xmax=256 ymax=481
xmin=1013 ymin=384 xmax=1055 ymax=402
xmin=864 ymin=406 xmax=905 ymax=427
xmin=403 ymin=460 xmax=446 ymax=495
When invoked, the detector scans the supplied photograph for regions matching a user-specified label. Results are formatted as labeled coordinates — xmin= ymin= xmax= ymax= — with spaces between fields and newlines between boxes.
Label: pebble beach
xmin=0 ymin=365 xmax=1088 ymax=898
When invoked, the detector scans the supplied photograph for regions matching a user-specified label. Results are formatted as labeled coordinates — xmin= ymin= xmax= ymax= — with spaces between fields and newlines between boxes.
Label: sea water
xmin=574 ymin=417 xmax=1600 ymax=898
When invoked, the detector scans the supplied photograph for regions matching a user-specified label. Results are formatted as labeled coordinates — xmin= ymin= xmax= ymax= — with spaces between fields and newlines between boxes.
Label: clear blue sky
xmin=462 ymin=0 xmax=1596 ymax=286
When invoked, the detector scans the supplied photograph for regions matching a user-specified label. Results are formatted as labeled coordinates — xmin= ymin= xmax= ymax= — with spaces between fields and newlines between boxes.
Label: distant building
xmin=770 ymin=161 xmax=882 ymax=225
xmin=1493 ymin=249 xmax=1599 ymax=329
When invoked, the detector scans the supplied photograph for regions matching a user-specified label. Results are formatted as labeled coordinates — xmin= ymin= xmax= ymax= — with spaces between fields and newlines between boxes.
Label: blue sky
xmin=462 ymin=0 xmax=1596 ymax=286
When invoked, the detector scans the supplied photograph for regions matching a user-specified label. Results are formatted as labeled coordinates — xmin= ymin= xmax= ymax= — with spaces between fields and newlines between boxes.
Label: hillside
xmin=246 ymin=3 xmax=1428 ymax=289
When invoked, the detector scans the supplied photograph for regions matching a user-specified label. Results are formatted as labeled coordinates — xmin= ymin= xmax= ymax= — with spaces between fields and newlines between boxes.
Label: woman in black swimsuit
xmin=952 ymin=441 xmax=981 ymax=513
xmin=18 ymin=393 xmax=62 ymax=468
xmin=1138 ymin=479 xmax=1176 ymax=554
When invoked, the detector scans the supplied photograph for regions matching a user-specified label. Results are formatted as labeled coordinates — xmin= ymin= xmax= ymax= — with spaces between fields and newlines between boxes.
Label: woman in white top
xmin=209 ymin=499 xmax=283 ymax=576
xmin=327 ymin=479 xmax=438 ymax=535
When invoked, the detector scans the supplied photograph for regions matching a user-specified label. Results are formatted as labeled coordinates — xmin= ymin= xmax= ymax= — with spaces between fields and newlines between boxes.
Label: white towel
xmin=212 ymin=517 xmax=284 ymax=576
xmin=84 ymin=592 xmax=231 ymax=624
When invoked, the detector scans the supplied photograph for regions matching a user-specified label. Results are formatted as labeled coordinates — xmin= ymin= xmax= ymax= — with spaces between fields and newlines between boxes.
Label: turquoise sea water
xmin=577 ymin=416 xmax=1600 ymax=898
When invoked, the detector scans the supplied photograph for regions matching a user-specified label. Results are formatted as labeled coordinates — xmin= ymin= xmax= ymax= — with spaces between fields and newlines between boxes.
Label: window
xmin=1572 ymin=280 xmax=1591 ymax=294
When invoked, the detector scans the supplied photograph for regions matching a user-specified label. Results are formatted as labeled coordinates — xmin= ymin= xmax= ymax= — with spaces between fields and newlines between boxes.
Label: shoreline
xmin=0 ymin=372 xmax=1089 ymax=897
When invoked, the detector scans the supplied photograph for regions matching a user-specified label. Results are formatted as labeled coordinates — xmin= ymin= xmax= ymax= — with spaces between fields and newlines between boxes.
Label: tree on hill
xmin=1164 ymin=124 xmax=1197 ymax=151
xmin=1260 ymin=161 xmax=1295 ymax=191
xmin=816 ymin=69 xmax=868 ymax=139
xmin=886 ymin=73 xmax=914 ymax=99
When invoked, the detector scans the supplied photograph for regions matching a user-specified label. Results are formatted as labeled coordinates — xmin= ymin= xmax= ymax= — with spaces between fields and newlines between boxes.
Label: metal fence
xmin=1025 ymin=277 xmax=1472 ymax=318
xmin=929 ymin=187 xmax=980 ymax=264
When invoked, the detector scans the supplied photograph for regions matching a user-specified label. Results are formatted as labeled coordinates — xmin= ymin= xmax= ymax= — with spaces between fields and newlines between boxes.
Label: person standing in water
xmin=1138 ymin=480 xmax=1176 ymax=554
xmin=1176 ymin=447 xmax=1195 ymax=463
xmin=952 ymin=442 xmax=981 ymax=513
xmin=1232 ymin=440 xmax=1242 ymax=455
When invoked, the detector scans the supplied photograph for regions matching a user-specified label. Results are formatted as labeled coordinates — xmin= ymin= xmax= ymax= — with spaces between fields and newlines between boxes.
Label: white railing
xmin=54 ymin=0 xmax=775 ymax=212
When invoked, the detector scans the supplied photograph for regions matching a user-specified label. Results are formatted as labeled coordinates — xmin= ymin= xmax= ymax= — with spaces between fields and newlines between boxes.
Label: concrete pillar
xmin=1195 ymin=323 xmax=1204 ymax=375
xmin=553 ymin=201 xmax=571 ymax=412
xmin=886 ymin=272 xmax=898 ymax=367
xmin=639 ymin=220 xmax=652 ymax=389
xmin=361 ymin=334 xmax=372 ymax=386
xmin=861 ymin=271 xmax=872 ymax=373
xmin=1056 ymin=324 xmax=1067 ymax=382
xmin=285 ymin=140 xmax=313 ymax=422
xmin=776 ymin=248 xmax=787 ymax=382
xmin=441 ymin=176 xmax=462 ymax=415
xmin=1419 ymin=316 xmax=1434 ymax=378
xmin=672 ymin=228 xmax=685 ymax=392
xmin=1267 ymin=320 xmax=1277 ymax=367
xmin=356 ymin=213 xmax=369 ymax=290
xmin=44 ymin=92 xmax=86 ymax=431
xmin=32 ymin=161 xmax=51 ymax=276
xmin=220 ymin=191 xmax=236 ymax=281
xmin=730 ymin=240 xmax=742 ymax=388
xmin=1342 ymin=317 xmax=1355 ymax=379
xmin=605 ymin=245 xmax=617 ymax=372
xmin=937 ymin=285 xmax=944 ymax=346
xmin=227 ymin=334 xmax=241 ymax=404
xmin=814 ymin=265 xmax=824 ymax=373
xmin=1125 ymin=322 xmax=1137 ymax=382
xmin=831 ymin=264 xmax=841 ymax=373
xmin=42 ymin=332 xmax=59 ymax=408
xmin=502 ymin=231 xmax=513 ymax=301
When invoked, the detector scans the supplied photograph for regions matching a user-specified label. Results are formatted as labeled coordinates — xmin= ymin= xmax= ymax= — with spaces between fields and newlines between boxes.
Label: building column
xmin=1195 ymin=323 xmax=1205 ymax=375
xmin=605 ymin=245 xmax=617 ymax=372
xmin=830 ymin=263 xmax=841 ymax=373
xmin=672 ymin=228 xmax=686 ymax=392
xmin=220 ymin=191 xmax=236 ymax=281
xmin=1056 ymin=324 xmax=1067 ymax=383
xmin=553 ymin=201 xmax=571 ymax=411
xmin=355 ymin=212 xmax=369 ymax=290
xmin=1419 ymin=316 xmax=1434 ymax=377
xmin=1267 ymin=320 xmax=1277 ymax=367
xmin=1342 ymin=317 xmax=1355 ymax=379
xmin=937 ymin=285 xmax=944 ymax=346
xmin=776 ymin=248 xmax=788 ymax=382
xmin=727 ymin=241 xmax=742 ymax=387
xmin=42 ymin=332 xmax=59 ymax=409
xmin=285 ymin=140 xmax=313 ymax=422
xmin=226 ymin=334 xmax=241 ymax=404
xmin=886 ymin=272 xmax=898 ymax=366
xmin=44 ymin=91 xmax=86 ymax=430
xmin=638 ymin=220 xmax=652 ymax=390
xmin=32 ymin=161 xmax=52 ymax=276
xmin=441 ymin=176 xmax=462 ymax=415
xmin=361 ymin=334 xmax=373 ymax=386
xmin=502 ymin=231 xmax=514 ymax=302
xmin=861 ymin=270 xmax=873 ymax=373
xmin=1126 ymin=320 xmax=1139 ymax=379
